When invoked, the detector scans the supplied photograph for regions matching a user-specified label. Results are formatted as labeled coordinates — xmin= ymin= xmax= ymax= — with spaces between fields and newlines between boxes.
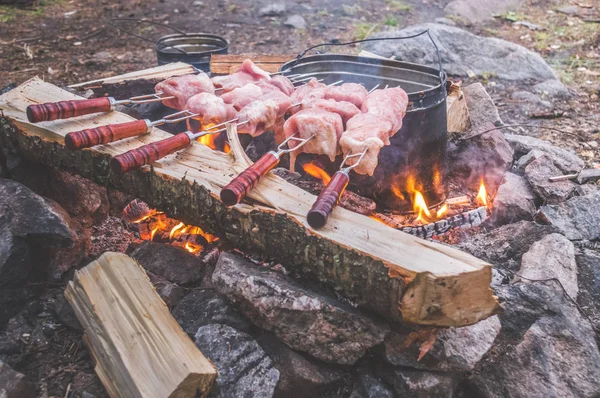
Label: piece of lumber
xmin=209 ymin=54 xmax=295 ymax=74
xmin=0 ymin=77 xmax=499 ymax=327
xmin=64 ymin=252 xmax=216 ymax=398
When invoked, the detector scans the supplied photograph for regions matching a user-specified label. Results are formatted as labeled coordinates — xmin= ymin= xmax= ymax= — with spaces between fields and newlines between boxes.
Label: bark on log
xmin=64 ymin=252 xmax=216 ymax=397
xmin=0 ymin=77 xmax=499 ymax=327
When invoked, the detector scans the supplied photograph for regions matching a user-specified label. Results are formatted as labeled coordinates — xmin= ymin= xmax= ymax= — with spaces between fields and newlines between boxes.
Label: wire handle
xmin=289 ymin=29 xmax=444 ymax=86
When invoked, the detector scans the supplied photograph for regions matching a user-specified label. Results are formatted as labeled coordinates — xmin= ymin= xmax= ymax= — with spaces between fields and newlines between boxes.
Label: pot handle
xmin=287 ymin=29 xmax=444 ymax=86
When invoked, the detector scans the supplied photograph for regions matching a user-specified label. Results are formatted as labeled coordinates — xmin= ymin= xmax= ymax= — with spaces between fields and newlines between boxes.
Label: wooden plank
xmin=64 ymin=252 xmax=216 ymax=398
xmin=210 ymin=54 xmax=295 ymax=74
xmin=0 ymin=77 xmax=499 ymax=327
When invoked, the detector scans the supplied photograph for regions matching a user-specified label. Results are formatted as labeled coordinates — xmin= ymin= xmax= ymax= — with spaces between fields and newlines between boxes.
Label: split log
xmin=0 ymin=77 xmax=500 ymax=327
xmin=209 ymin=54 xmax=295 ymax=74
xmin=64 ymin=252 xmax=216 ymax=397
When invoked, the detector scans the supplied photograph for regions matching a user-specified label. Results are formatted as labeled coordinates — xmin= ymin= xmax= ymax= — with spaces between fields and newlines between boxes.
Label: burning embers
xmin=122 ymin=199 xmax=218 ymax=255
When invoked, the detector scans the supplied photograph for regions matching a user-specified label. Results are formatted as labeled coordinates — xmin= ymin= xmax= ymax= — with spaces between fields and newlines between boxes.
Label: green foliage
xmin=384 ymin=17 xmax=398 ymax=27
xmin=385 ymin=0 xmax=412 ymax=12
xmin=354 ymin=22 xmax=378 ymax=40
xmin=495 ymin=11 xmax=527 ymax=22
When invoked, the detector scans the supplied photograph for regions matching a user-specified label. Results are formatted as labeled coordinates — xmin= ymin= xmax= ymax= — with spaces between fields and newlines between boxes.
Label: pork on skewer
xmin=324 ymin=82 xmax=369 ymax=108
xmin=211 ymin=59 xmax=272 ymax=93
xmin=185 ymin=93 xmax=237 ymax=131
xmin=155 ymin=73 xmax=215 ymax=110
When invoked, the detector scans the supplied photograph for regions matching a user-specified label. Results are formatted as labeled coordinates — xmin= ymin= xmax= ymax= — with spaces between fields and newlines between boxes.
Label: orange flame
xmin=197 ymin=122 xmax=231 ymax=153
xmin=302 ymin=163 xmax=331 ymax=184
xmin=436 ymin=203 xmax=448 ymax=218
xmin=150 ymin=225 xmax=160 ymax=240
xmin=476 ymin=179 xmax=488 ymax=206
xmin=184 ymin=241 xmax=202 ymax=254
xmin=413 ymin=191 xmax=432 ymax=223
xmin=391 ymin=186 xmax=405 ymax=201
xmin=169 ymin=222 xmax=185 ymax=239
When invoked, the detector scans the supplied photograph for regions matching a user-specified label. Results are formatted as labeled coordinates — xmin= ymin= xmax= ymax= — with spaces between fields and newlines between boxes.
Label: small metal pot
xmin=156 ymin=33 xmax=228 ymax=73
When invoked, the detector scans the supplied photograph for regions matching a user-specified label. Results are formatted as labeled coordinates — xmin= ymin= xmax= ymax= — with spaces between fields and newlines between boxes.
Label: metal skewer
xmin=26 ymin=92 xmax=176 ymax=123
xmin=306 ymin=149 xmax=368 ymax=229
xmin=220 ymin=133 xmax=316 ymax=206
xmin=64 ymin=109 xmax=199 ymax=150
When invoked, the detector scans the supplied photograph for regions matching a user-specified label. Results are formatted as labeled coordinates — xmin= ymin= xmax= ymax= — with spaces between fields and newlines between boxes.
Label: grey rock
xmin=212 ymin=252 xmax=389 ymax=365
xmin=382 ymin=315 xmax=501 ymax=371
xmin=505 ymin=134 xmax=585 ymax=173
xmin=511 ymin=90 xmax=553 ymax=114
xmin=513 ymin=21 xmax=543 ymax=31
xmin=463 ymin=83 xmax=503 ymax=128
xmin=444 ymin=0 xmax=524 ymax=23
xmin=53 ymin=294 xmax=82 ymax=330
xmin=256 ymin=334 xmax=351 ymax=398
xmin=147 ymin=272 xmax=187 ymax=308
xmin=557 ymin=5 xmax=579 ymax=15
xmin=536 ymin=191 xmax=600 ymax=240
xmin=0 ymin=360 xmax=35 ymax=398
xmin=519 ymin=234 xmax=578 ymax=298
xmin=376 ymin=365 xmax=458 ymax=398
xmin=532 ymin=79 xmax=570 ymax=99
xmin=514 ymin=149 xmax=545 ymax=172
xmin=524 ymin=154 xmax=576 ymax=203
xmin=435 ymin=17 xmax=457 ymax=26
xmin=172 ymin=289 xmax=251 ymax=336
xmin=576 ymin=248 xmax=600 ymax=334
xmin=349 ymin=368 xmax=394 ymax=398
xmin=466 ymin=282 xmax=600 ymax=397
xmin=259 ymin=2 xmax=286 ymax=16
xmin=447 ymin=123 xmax=513 ymax=193
xmin=491 ymin=172 xmax=536 ymax=226
xmin=575 ymin=183 xmax=600 ymax=196
xmin=576 ymin=168 xmax=600 ymax=184
xmin=130 ymin=241 xmax=205 ymax=285
xmin=284 ymin=14 xmax=306 ymax=29
xmin=364 ymin=23 xmax=557 ymax=81
xmin=457 ymin=221 xmax=557 ymax=271
xmin=195 ymin=324 xmax=279 ymax=398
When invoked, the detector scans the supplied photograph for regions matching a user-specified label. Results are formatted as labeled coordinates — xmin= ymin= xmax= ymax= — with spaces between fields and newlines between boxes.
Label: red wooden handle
xmin=307 ymin=171 xmax=350 ymax=229
xmin=220 ymin=152 xmax=280 ymax=206
xmin=65 ymin=119 xmax=150 ymax=150
xmin=110 ymin=133 xmax=191 ymax=174
xmin=26 ymin=97 xmax=112 ymax=123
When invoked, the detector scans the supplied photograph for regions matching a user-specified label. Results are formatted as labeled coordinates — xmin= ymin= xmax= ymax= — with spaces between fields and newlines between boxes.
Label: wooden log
xmin=0 ymin=77 xmax=499 ymax=327
xmin=64 ymin=252 xmax=216 ymax=397
xmin=209 ymin=54 xmax=296 ymax=74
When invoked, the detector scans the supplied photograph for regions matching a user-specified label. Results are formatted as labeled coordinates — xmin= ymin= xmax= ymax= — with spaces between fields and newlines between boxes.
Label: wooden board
xmin=0 ymin=77 xmax=499 ymax=327
xmin=64 ymin=252 xmax=216 ymax=398
xmin=209 ymin=54 xmax=295 ymax=74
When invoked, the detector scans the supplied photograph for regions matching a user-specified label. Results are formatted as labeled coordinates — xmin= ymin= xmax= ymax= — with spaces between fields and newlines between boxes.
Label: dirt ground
xmin=0 ymin=0 xmax=598 ymax=396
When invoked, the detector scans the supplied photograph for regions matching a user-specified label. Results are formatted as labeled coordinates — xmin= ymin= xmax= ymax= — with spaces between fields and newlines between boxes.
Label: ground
xmin=0 ymin=0 xmax=599 ymax=396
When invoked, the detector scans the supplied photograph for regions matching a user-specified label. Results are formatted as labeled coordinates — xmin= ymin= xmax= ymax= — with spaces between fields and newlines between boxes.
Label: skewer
xmin=220 ymin=133 xmax=315 ymax=206
xmin=26 ymin=92 xmax=175 ymax=123
xmin=369 ymin=84 xmax=380 ymax=93
xmin=63 ymin=110 xmax=199 ymax=150
xmin=306 ymin=149 xmax=368 ymax=229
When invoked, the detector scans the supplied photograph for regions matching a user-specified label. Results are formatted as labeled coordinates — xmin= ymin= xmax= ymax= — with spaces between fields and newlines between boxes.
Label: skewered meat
xmin=237 ymin=100 xmax=280 ymax=137
xmin=155 ymin=73 xmax=215 ymax=110
xmin=294 ymin=98 xmax=360 ymax=125
xmin=185 ymin=93 xmax=236 ymax=131
xmin=339 ymin=114 xmax=394 ymax=176
xmin=211 ymin=59 xmax=271 ymax=92
xmin=290 ymin=78 xmax=328 ymax=104
xmin=324 ymin=83 xmax=369 ymax=108
xmin=263 ymin=75 xmax=295 ymax=96
xmin=283 ymin=108 xmax=343 ymax=164
xmin=360 ymin=87 xmax=409 ymax=133
xmin=259 ymin=89 xmax=292 ymax=115
xmin=220 ymin=84 xmax=263 ymax=111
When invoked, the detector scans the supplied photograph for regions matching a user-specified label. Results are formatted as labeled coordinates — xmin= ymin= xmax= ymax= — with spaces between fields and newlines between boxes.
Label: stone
xmin=171 ymin=289 xmax=251 ymax=335
xmin=212 ymin=252 xmax=389 ymax=365
xmin=349 ymin=367 xmax=394 ymax=398
xmin=513 ymin=21 xmax=543 ymax=31
xmin=576 ymin=168 xmax=600 ymax=184
xmin=505 ymin=134 xmax=585 ymax=174
xmin=107 ymin=188 xmax=134 ymax=216
xmin=519 ymin=234 xmax=578 ymax=298
xmin=514 ymin=149 xmax=545 ymax=172
xmin=376 ymin=365 xmax=458 ymax=398
xmin=382 ymin=315 xmax=501 ymax=371
xmin=53 ymin=294 xmax=82 ymax=330
xmin=130 ymin=241 xmax=205 ymax=285
xmin=46 ymin=169 xmax=109 ymax=227
xmin=435 ymin=17 xmax=457 ymax=26
xmin=535 ymin=191 xmax=600 ymax=240
xmin=510 ymin=90 xmax=553 ymax=114
xmin=524 ymin=154 xmax=576 ymax=204
xmin=466 ymin=282 xmax=600 ymax=397
xmin=259 ymin=2 xmax=286 ymax=16
xmin=364 ymin=23 xmax=558 ymax=81
xmin=576 ymin=248 xmax=600 ymax=334
xmin=194 ymin=324 xmax=279 ymax=398
xmin=0 ymin=360 xmax=35 ymax=398
xmin=284 ymin=15 xmax=306 ymax=29
xmin=444 ymin=0 xmax=524 ymax=23
xmin=557 ymin=5 xmax=579 ymax=15
xmin=491 ymin=172 xmax=536 ymax=226
xmin=532 ymin=79 xmax=570 ymax=99
xmin=256 ymin=333 xmax=351 ymax=398
xmin=447 ymin=123 xmax=514 ymax=193
xmin=457 ymin=221 xmax=557 ymax=271
xmin=147 ymin=272 xmax=187 ymax=308
xmin=463 ymin=83 xmax=503 ymax=128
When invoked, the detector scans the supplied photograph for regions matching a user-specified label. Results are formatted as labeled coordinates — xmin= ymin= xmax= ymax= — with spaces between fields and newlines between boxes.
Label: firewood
xmin=64 ymin=252 xmax=216 ymax=397
xmin=209 ymin=54 xmax=296 ymax=74
xmin=0 ymin=76 xmax=500 ymax=327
